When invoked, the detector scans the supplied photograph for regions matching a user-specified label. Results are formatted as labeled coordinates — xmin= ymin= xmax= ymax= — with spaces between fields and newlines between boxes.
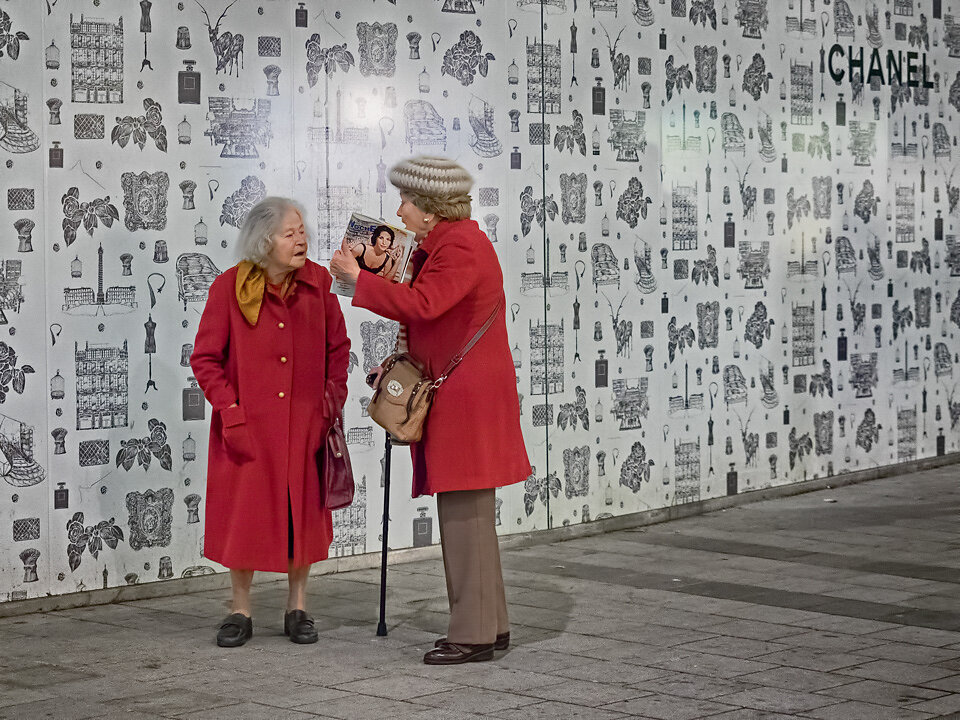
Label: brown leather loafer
xmin=423 ymin=641 xmax=494 ymax=665
xmin=434 ymin=631 xmax=509 ymax=651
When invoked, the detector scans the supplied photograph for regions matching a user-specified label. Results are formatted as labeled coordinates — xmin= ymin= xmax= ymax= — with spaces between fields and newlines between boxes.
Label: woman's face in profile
xmin=374 ymin=231 xmax=392 ymax=251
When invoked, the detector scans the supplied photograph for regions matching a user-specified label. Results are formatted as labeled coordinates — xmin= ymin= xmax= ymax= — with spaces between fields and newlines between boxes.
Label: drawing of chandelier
xmin=62 ymin=244 xmax=137 ymax=315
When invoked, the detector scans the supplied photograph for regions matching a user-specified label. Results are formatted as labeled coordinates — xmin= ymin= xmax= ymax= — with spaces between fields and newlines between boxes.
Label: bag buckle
xmin=432 ymin=375 xmax=447 ymax=390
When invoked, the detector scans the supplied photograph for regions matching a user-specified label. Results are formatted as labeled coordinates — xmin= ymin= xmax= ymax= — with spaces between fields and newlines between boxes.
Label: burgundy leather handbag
xmin=318 ymin=399 xmax=354 ymax=510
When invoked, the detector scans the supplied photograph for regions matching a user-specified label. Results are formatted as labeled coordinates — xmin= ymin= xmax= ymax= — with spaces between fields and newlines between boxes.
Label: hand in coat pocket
xmin=220 ymin=405 xmax=256 ymax=463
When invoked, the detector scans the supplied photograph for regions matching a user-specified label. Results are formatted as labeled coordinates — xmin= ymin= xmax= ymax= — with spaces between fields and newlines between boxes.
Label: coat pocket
xmin=220 ymin=406 xmax=255 ymax=463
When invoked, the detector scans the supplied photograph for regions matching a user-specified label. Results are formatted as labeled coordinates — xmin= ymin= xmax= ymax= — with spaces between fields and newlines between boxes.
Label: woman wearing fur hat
xmin=330 ymin=156 xmax=531 ymax=665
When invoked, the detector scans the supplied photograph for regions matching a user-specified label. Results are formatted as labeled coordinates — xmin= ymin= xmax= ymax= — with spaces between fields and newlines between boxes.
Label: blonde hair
xmin=399 ymin=190 xmax=472 ymax=221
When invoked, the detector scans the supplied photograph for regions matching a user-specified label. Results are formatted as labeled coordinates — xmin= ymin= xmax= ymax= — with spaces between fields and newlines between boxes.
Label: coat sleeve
xmin=190 ymin=274 xmax=240 ymax=412
xmin=320 ymin=268 xmax=351 ymax=413
xmin=352 ymin=238 xmax=475 ymax=324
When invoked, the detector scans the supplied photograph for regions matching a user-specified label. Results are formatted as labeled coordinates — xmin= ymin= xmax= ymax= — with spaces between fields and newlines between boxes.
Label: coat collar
xmin=295 ymin=259 xmax=324 ymax=288
xmin=418 ymin=219 xmax=477 ymax=254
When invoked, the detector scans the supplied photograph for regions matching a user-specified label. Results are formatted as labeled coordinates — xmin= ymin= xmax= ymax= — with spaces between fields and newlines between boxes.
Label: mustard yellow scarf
xmin=235 ymin=261 xmax=294 ymax=326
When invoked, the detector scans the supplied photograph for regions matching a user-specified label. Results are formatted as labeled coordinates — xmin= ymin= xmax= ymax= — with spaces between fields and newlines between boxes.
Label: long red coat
xmin=191 ymin=260 xmax=350 ymax=571
xmin=353 ymin=219 xmax=531 ymax=496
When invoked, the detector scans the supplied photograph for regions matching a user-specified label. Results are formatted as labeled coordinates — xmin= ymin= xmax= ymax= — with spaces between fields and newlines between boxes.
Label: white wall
xmin=1 ymin=0 xmax=958 ymax=602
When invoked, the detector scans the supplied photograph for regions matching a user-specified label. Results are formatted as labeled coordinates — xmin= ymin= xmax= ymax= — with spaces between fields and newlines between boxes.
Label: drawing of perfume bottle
xmin=183 ymin=377 xmax=205 ymax=421
xmin=49 ymin=141 xmax=63 ymax=168
xmin=592 ymin=77 xmax=605 ymax=115
xmin=295 ymin=2 xmax=308 ymax=27
xmin=595 ymin=350 xmax=608 ymax=387
xmin=412 ymin=507 xmax=433 ymax=547
xmin=54 ymin=482 xmax=69 ymax=510
xmin=178 ymin=60 xmax=200 ymax=104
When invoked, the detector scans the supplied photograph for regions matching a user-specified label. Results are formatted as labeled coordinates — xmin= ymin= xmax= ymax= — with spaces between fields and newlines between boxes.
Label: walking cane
xmin=376 ymin=431 xmax=392 ymax=636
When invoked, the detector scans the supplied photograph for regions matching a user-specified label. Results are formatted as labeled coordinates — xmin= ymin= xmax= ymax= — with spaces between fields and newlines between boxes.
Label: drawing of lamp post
xmin=305 ymin=34 xmax=355 ymax=250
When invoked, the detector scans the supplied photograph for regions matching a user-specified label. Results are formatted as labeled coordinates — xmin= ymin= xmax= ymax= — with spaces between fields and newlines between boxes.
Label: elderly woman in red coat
xmin=191 ymin=197 xmax=350 ymax=648
xmin=330 ymin=156 xmax=531 ymax=665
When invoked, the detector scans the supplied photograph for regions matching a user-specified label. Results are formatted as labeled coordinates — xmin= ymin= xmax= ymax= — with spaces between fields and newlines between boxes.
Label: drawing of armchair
xmin=404 ymin=99 xmax=446 ymax=152
xmin=834 ymin=0 xmax=855 ymax=39
xmin=591 ymin=243 xmax=620 ymax=291
xmin=721 ymin=112 xmax=745 ymax=156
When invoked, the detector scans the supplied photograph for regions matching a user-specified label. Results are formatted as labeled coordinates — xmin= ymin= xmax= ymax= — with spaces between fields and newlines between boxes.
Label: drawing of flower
xmin=116 ymin=419 xmax=172 ymax=472
xmin=0 ymin=10 xmax=29 ymax=61
xmin=441 ymin=31 xmax=494 ymax=87
xmin=111 ymin=98 xmax=168 ymax=152
xmin=66 ymin=512 xmax=124 ymax=572
xmin=220 ymin=176 xmax=266 ymax=228
xmin=60 ymin=187 xmax=119 ymax=246
xmin=0 ymin=341 xmax=34 ymax=403
xmin=305 ymin=35 xmax=355 ymax=87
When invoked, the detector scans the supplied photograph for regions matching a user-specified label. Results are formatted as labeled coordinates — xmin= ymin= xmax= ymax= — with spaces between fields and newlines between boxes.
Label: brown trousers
xmin=437 ymin=488 xmax=509 ymax=645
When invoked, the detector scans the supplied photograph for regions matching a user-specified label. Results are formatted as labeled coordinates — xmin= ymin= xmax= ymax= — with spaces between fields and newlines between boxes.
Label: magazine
xmin=332 ymin=213 xmax=418 ymax=297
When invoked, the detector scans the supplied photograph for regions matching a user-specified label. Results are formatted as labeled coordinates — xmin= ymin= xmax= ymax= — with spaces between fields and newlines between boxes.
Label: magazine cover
xmin=332 ymin=213 xmax=418 ymax=297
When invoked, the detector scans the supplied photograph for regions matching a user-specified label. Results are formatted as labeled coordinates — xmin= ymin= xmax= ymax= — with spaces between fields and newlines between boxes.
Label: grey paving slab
xmin=797 ymin=701 xmax=936 ymax=720
xmin=838 ymin=658 xmax=957 ymax=685
xmin=599 ymin=692 xmax=738 ymax=719
xmin=2 ymin=468 xmax=960 ymax=720
xmin=489 ymin=700 xmax=632 ymax=720
xmin=815 ymin=678 xmax=948 ymax=706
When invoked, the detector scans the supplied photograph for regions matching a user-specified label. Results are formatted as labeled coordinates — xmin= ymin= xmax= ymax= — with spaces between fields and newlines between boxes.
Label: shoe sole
xmin=434 ymin=637 xmax=509 ymax=651
xmin=423 ymin=647 xmax=494 ymax=665
xmin=216 ymin=630 xmax=252 ymax=648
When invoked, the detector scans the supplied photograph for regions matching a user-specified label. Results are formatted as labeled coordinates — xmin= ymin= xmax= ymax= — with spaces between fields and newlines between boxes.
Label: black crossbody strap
xmin=433 ymin=298 xmax=503 ymax=388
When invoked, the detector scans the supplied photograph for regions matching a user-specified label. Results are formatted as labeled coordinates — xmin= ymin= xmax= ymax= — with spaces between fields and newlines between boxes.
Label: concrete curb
xmin=3 ymin=452 xmax=957 ymax=618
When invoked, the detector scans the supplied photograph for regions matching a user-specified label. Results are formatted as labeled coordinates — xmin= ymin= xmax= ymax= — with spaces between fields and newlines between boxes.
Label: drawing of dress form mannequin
xmin=144 ymin=314 xmax=157 ymax=391
xmin=140 ymin=0 xmax=153 ymax=69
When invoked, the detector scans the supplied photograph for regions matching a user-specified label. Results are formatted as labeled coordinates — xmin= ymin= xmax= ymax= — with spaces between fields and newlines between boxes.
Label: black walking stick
xmin=376 ymin=431 xmax=393 ymax=636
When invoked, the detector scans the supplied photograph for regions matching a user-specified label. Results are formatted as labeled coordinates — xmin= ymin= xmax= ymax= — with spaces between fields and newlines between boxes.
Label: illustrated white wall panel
xmin=1 ymin=0 xmax=958 ymax=604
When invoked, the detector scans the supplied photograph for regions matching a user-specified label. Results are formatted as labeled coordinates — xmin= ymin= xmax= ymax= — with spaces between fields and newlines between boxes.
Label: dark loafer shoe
xmin=434 ymin=631 xmax=509 ymax=651
xmin=284 ymin=609 xmax=318 ymax=644
xmin=423 ymin=641 xmax=495 ymax=665
xmin=216 ymin=613 xmax=252 ymax=647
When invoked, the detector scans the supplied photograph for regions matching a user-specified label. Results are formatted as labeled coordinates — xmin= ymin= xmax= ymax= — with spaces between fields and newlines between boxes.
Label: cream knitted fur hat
xmin=388 ymin=156 xmax=473 ymax=201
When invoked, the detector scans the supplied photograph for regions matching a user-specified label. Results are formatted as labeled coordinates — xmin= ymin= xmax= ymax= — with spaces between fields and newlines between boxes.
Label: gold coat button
xmin=278 ymin=322 xmax=285 ymax=329
xmin=280 ymin=356 xmax=287 ymax=363
xmin=278 ymin=392 xmax=285 ymax=398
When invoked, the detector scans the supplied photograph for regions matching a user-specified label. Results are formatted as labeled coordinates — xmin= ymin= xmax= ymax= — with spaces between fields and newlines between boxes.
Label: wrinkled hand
xmin=330 ymin=236 xmax=361 ymax=285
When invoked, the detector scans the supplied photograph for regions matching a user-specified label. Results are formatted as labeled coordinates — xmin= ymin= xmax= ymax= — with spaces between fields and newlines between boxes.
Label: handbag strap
xmin=434 ymin=298 xmax=503 ymax=388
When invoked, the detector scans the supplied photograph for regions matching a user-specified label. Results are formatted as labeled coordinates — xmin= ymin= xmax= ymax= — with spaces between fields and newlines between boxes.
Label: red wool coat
xmin=353 ymin=219 xmax=531 ymax=497
xmin=191 ymin=260 xmax=350 ymax=571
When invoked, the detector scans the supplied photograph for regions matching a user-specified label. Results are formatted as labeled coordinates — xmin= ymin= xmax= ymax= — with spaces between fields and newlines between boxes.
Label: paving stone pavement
xmin=2 ymin=466 xmax=959 ymax=719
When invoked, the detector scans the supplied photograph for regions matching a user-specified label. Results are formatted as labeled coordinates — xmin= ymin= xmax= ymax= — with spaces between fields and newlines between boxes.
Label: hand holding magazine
xmin=331 ymin=213 xmax=418 ymax=297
